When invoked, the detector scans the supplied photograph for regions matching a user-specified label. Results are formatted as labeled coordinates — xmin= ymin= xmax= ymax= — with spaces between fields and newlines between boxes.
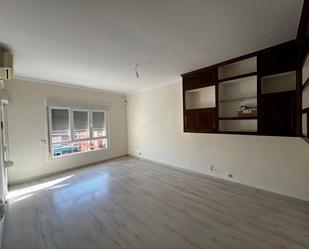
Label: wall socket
xmin=137 ymin=150 xmax=142 ymax=155
xmin=228 ymin=173 xmax=233 ymax=178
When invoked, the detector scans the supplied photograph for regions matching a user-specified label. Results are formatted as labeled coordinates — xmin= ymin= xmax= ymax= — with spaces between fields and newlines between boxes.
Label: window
xmin=48 ymin=107 xmax=108 ymax=158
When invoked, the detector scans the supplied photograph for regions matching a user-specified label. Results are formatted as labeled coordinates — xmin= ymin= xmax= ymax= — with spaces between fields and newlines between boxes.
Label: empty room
xmin=0 ymin=0 xmax=309 ymax=248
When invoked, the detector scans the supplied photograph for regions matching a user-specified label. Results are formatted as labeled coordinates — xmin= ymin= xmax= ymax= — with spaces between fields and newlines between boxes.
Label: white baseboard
xmin=128 ymin=154 xmax=309 ymax=203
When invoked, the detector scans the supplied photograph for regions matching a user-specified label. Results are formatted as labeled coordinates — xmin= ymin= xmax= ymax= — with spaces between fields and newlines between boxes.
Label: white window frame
xmin=48 ymin=106 xmax=108 ymax=159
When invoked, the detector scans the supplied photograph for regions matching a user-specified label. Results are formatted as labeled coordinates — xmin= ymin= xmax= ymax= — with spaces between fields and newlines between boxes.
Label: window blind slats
xmin=73 ymin=111 xmax=88 ymax=130
xmin=92 ymin=111 xmax=105 ymax=129
xmin=51 ymin=109 xmax=69 ymax=131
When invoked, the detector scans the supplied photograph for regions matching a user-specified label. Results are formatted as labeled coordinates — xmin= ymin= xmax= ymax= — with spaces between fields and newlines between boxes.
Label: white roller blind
xmin=51 ymin=109 xmax=69 ymax=131
xmin=92 ymin=111 xmax=105 ymax=129
xmin=73 ymin=111 xmax=88 ymax=130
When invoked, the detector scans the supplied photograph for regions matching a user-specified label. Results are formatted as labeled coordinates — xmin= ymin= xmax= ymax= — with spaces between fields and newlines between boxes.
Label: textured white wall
xmin=6 ymin=79 xmax=128 ymax=183
xmin=127 ymin=82 xmax=309 ymax=201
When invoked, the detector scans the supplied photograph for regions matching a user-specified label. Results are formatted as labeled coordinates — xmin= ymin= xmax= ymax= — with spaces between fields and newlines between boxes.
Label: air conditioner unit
xmin=0 ymin=51 xmax=13 ymax=80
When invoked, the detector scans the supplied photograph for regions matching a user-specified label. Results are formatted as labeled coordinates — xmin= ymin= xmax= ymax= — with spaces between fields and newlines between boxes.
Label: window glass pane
xmin=73 ymin=141 xmax=91 ymax=153
xmin=52 ymin=142 xmax=74 ymax=157
xmin=73 ymin=111 xmax=89 ymax=139
xmin=51 ymin=109 xmax=69 ymax=131
xmin=51 ymin=108 xmax=70 ymax=143
xmin=90 ymin=139 xmax=107 ymax=150
xmin=51 ymin=131 xmax=71 ymax=143
xmin=92 ymin=111 xmax=106 ymax=137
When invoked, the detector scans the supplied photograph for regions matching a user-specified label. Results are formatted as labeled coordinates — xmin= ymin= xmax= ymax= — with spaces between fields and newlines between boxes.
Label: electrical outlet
xmin=228 ymin=173 xmax=233 ymax=178
xmin=137 ymin=150 xmax=142 ymax=155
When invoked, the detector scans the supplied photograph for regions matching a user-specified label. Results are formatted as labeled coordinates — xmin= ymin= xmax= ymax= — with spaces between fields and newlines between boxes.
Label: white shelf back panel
xmin=185 ymin=85 xmax=215 ymax=109
xmin=303 ymin=54 xmax=309 ymax=85
xmin=218 ymin=57 xmax=256 ymax=80
xmin=303 ymin=91 xmax=309 ymax=109
xmin=261 ymin=71 xmax=296 ymax=94
xmin=303 ymin=113 xmax=307 ymax=137
xmin=219 ymin=120 xmax=257 ymax=132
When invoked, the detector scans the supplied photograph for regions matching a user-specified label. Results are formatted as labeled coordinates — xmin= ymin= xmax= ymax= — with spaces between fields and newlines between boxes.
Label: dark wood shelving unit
xmin=218 ymin=72 xmax=257 ymax=83
xmin=219 ymin=116 xmax=257 ymax=120
xmin=181 ymin=1 xmax=308 ymax=138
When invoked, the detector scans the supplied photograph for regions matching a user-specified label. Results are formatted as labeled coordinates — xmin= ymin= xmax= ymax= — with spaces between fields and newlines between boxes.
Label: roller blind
xmin=73 ymin=111 xmax=88 ymax=130
xmin=92 ymin=111 xmax=105 ymax=129
xmin=51 ymin=109 xmax=69 ymax=131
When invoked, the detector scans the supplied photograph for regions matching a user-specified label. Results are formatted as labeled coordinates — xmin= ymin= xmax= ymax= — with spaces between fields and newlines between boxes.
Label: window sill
xmin=48 ymin=147 xmax=108 ymax=161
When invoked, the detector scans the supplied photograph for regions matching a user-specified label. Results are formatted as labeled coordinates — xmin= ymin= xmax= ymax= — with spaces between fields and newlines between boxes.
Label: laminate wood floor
xmin=3 ymin=156 xmax=309 ymax=249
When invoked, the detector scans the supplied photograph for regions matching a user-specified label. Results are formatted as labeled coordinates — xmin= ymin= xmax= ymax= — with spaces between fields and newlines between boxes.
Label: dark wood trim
xmin=303 ymin=137 xmax=309 ymax=144
xmin=215 ymin=83 xmax=219 ymax=132
xmin=219 ymin=117 xmax=257 ymax=120
xmin=302 ymin=107 xmax=309 ymax=113
xmin=218 ymin=72 xmax=257 ymax=83
xmin=181 ymin=40 xmax=296 ymax=77
xmin=182 ymin=81 xmax=186 ymax=132
xmin=296 ymin=68 xmax=302 ymax=136
xmin=185 ymin=107 xmax=216 ymax=112
xmin=303 ymin=78 xmax=309 ymax=91
xmin=307 ymin=111 xmax=309 ymax=138
xmin=218 ymin=131 xmax=258 ymax=135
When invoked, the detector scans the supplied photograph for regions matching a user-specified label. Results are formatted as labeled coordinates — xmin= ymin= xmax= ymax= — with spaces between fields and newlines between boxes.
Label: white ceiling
xmin=0 ymin=0 xmax=304 ymax=94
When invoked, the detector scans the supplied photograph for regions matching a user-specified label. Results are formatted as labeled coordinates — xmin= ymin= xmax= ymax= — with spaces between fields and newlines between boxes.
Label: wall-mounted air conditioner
xmin=0 ymin=51 xmax=13 ymax=80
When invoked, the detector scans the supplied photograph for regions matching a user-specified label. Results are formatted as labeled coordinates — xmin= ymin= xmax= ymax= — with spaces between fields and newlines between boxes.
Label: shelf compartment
xmin=219 ymin=119 xmax=257 ymax=133
xmin=219 ymin=76 xmax=257 ymax=118
xmin=185 ymin=85 xmax=216 ymax=110
xmin=261 ymin=71 xmax=296 ymax=95
xmin=218 ymin=57 xmax=257 ymax=80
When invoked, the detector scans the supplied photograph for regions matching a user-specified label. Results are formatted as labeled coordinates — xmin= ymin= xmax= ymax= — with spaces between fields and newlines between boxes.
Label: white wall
xmin=6 ymin=79 xmax=128 ymax=183
xmin=127 ymin=82 xmax=309 ymax=201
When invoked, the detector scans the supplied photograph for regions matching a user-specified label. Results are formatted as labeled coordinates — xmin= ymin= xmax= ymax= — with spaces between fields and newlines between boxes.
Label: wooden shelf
xmin=220 ymin=96 xmax=257 ymax=103
xmin=303 ymin=78 xmax=309 ymax=91
xmin=219 ymin=131 xmax=258 ymax=135
xmin=218 ymin=72 xmax=257 ymax=83
xmin=303 ymin=137 xmax=309 ymax=144
xmin=302 ymin=107 xmax=309 ymax=114
xmin=219 ymin=116 xmax=257 ymax=120
xmin=185 ymin=107 xmax=216 ymax=112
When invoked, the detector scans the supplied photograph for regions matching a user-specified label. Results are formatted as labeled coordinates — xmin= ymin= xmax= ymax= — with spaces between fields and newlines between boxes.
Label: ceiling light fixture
xmin=135 ymin=64 xmax=140 ymax=79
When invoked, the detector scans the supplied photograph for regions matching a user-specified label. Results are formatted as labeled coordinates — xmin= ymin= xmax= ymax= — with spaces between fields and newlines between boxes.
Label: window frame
xmin=48 ymin=106 xmax=108 ymax=159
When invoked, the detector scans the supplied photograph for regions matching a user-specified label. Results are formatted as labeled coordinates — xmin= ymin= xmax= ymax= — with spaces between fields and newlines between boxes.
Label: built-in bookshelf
xmin=182 ymin=40 xmax=300 ymax=136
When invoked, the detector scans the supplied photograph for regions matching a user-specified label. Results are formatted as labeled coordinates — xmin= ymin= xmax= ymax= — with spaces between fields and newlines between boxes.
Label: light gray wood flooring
xmin=3 ymin=156 xmax=309 ymax=249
